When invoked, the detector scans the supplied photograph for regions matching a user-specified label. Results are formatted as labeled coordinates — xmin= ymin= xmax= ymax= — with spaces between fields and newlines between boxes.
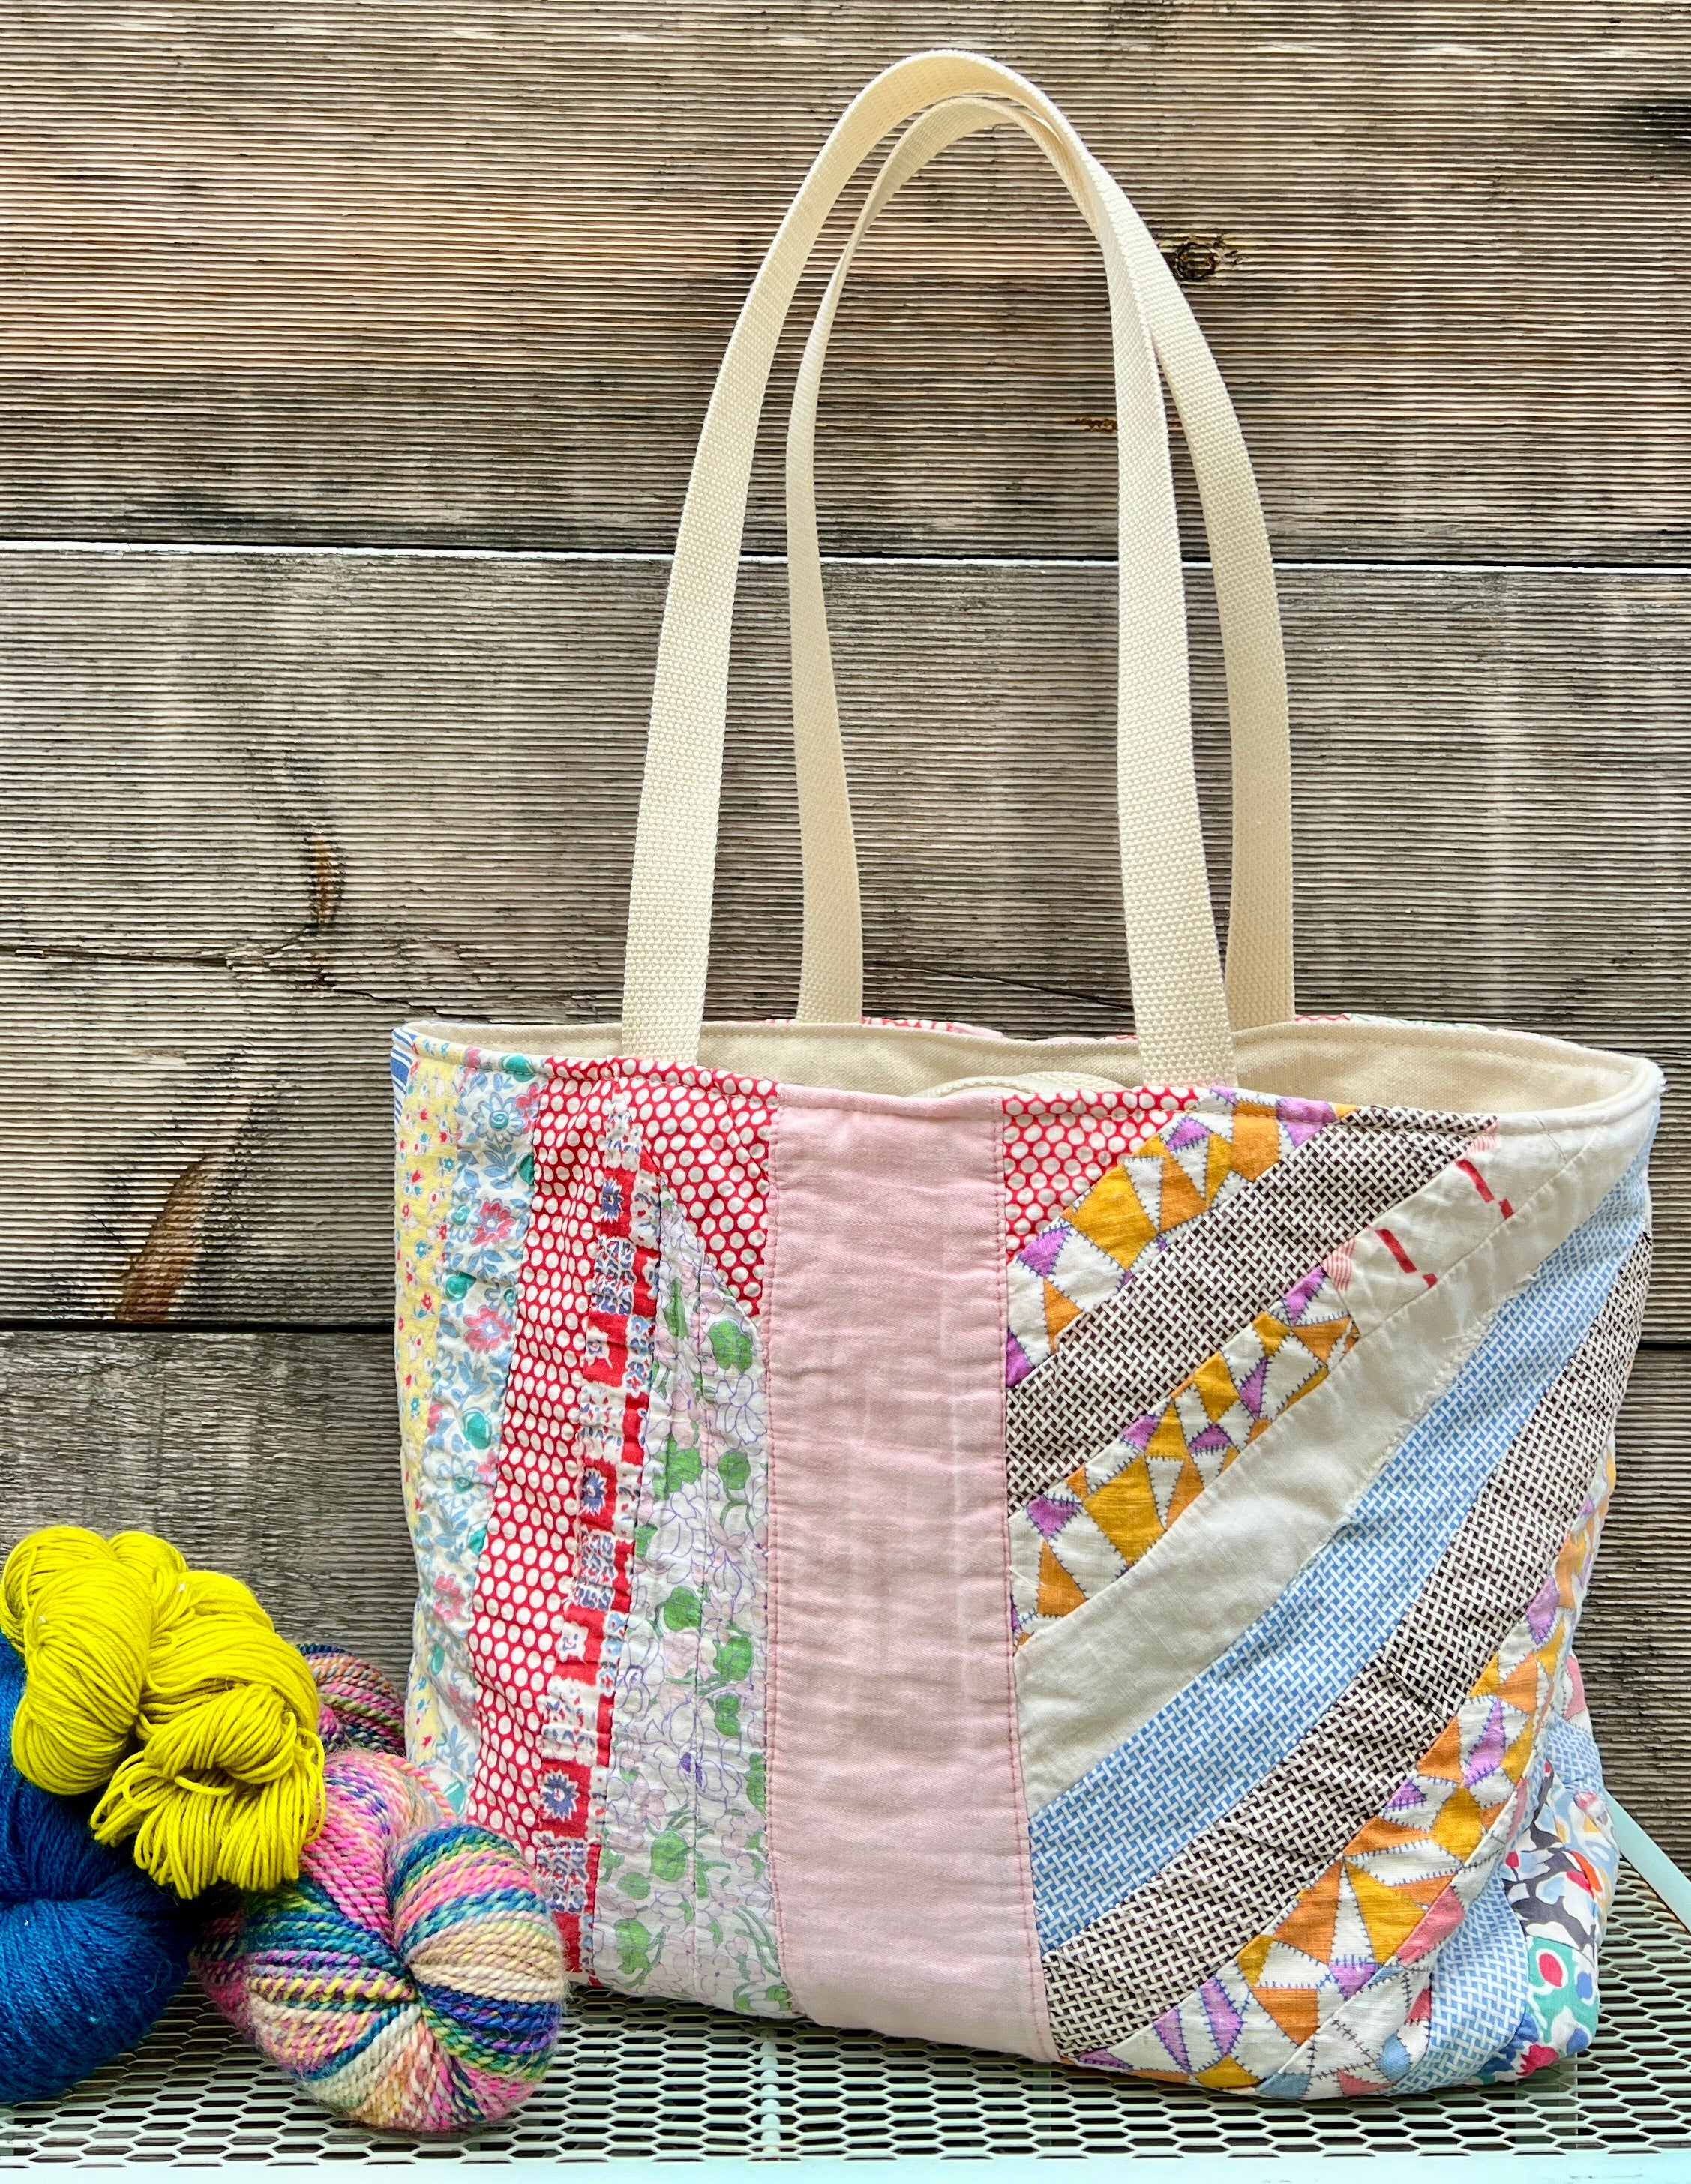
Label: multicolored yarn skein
xmin=299 ymin=1643 xmax=408 ymax=1756
xmin=1 ymin=1527 xmax=325 ymax=1898
xmin=0 ymin=1635 xmax=190 ymax=2104
xmin=197 ymin=1652 xmax=566 ymax=2136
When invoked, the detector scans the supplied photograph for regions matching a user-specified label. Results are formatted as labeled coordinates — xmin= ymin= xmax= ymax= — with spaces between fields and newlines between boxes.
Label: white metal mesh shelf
xmin=5 ymin=1868 xmax=1689 ymax=2168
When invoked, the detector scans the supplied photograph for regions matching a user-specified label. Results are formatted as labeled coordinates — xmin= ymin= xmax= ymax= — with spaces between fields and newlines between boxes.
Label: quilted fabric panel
xmin=760 ymin=1086 xmax=1055 ymax=2062
xmin=1000 ymin=1084 xmax=1200 ymax=1262
xmin=394 ymin=1030 xmax=468 ymax=1515
xmin=1012 ymin=1258 xmax=1356 ymax=1640
xmin=1008 ymin=1119 xmax=1597 ymax=1644
xmin=397 ymin=1039 xmax=548 ymax=1812
xmin=466 ymin=1061 xmax=777 ymax=1977
xmin=402 ymin=1014 xmax=1660 ymax=2104
xmin=1011 ymin=1112 xmax=1649 ymax=1822
xmin=1005 ymin=1090 xmax=1339 ymax=1390
xmin=589 ymin=1187 xmax=790 ymax=2017
xmin=1054 ymin=1439 xmax=1616 ymax=2092
xmin=1006 ymin=1102 xmax=1483 ymax=1510
xmin=1030 ymin=1166 xmax=1649 ymax=1972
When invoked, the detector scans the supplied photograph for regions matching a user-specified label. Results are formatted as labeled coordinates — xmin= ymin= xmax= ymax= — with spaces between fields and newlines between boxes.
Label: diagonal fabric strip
xmin=1006 ymin=1104 xmax=1482 ymax=1509
xmin=1039 ymin=1228 xmax=1650 ymax=2055
xmin=1009 ymin=1118 xmax=1587 ymax=1644
xmin=1027 ymin=1140 xmax=1650 ymax=1944
xmin=1013 ymin=1105 xmax=1654 ymax=1818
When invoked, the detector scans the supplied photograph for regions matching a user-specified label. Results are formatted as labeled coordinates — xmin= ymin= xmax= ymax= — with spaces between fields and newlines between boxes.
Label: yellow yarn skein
xmin=0 ymin=1528 xmax=153 ymax=1792
xmin=0 ymin=1526 xmax=325 ymax=1898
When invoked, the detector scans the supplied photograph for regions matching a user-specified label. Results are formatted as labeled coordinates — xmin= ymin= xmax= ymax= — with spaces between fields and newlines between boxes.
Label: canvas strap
xmin=785 ymin=95 xmax=1294 ymax=1036
xmin=621 ymin=50 xmax=1254 ymax=1083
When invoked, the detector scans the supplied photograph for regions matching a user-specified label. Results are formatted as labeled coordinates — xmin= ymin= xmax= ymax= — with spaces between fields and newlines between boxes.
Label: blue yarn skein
xmin=0 ymin=1636 xmax=190 ymax=2104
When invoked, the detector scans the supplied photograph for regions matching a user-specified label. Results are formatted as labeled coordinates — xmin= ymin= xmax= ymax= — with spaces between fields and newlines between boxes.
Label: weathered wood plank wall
xmin=0 ymin=3 xmax=1685 ymax=560
xmin=4 ymin=553 xmax=1688 ymax=1322
xmin=1 ymin=3 xmax=1687 ymax=1852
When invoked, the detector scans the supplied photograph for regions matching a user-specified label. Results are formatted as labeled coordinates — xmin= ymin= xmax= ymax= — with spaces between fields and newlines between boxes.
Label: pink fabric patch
xmin=763 ymin=1084 xmax=1055 ymax=2060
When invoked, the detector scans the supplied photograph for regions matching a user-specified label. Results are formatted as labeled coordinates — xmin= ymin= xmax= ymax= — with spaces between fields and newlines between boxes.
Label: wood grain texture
xmin=0 ymin=1329 xmax=415 ymax=1690
xmin=1543 ymin=1345 xmax=1684 ymax=1868
xmin=2 ymin=544 xmax=1684 ymax=1329
xmin=0 ymin=2 xmax=1685 ymax=560
xmin=0 ymin=1330 xmax=1681 ymax=1863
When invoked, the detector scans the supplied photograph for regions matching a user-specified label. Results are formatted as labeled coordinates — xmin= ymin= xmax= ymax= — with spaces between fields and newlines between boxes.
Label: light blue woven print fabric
xmin=1030 ymin=1148 xmax=1648 ymax=1949
xmin=1546 ymin=1698 xmax=1605 ymax=1792
xmin=1394 ymin=1863 xmax=1531 ymax=2092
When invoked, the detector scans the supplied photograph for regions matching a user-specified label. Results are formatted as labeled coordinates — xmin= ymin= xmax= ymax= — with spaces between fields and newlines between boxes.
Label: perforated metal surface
xmin=6 ymin=1870 xmax=1690 ymax=2168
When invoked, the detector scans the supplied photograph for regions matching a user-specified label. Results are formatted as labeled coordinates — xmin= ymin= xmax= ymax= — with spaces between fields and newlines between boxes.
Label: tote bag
xmin=393 ymin=52 xmax=1661 ymax=2099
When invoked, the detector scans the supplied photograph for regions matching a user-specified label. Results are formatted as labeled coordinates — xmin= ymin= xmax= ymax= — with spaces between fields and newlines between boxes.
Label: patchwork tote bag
xmin=393 ymin=52 xmax=1663 ymax=2100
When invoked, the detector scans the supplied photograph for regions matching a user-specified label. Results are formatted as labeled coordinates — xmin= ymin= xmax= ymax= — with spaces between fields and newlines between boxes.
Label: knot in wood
xmin=1159 ymin=232 xmax=1243 ymax=284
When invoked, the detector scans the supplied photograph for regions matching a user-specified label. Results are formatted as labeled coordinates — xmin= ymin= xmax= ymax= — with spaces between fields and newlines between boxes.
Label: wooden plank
xmin=0 ymin=1330 xmax=1683 ymax=1866
xmin=1 ymin=547 xmax=1686 ymax=1329
xmin=1532 ymin=1345 xmax=1685 ymax=1869
xmin=0 ymin=4 xmax=1685 ymax=561
xmin=0 ymin=1329 xmax=414 ymax=1691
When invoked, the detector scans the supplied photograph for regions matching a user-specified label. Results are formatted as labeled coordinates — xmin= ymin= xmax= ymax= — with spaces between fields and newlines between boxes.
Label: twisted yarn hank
xmin=300 ymin=1644 xmax=406 ymax=1756
xmin=0 ymin=1527 xmax=325 ymax=1898
xmin=196 ymin=1744 xmax=565 ymax=2136
xmin=0 ymin=1637 xmax=190 ymax=2104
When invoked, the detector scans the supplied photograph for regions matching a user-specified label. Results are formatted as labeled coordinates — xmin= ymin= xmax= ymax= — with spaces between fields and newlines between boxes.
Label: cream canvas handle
xmin=622 ymin=51 xmax=1235 ymax=1084
xmin=787 ymin=95 xmax=1295 ymax=1035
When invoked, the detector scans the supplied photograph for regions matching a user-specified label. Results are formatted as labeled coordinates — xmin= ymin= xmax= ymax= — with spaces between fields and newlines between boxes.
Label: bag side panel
xmin=1005 ymin=1084 xmax=1654 ymax=2098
